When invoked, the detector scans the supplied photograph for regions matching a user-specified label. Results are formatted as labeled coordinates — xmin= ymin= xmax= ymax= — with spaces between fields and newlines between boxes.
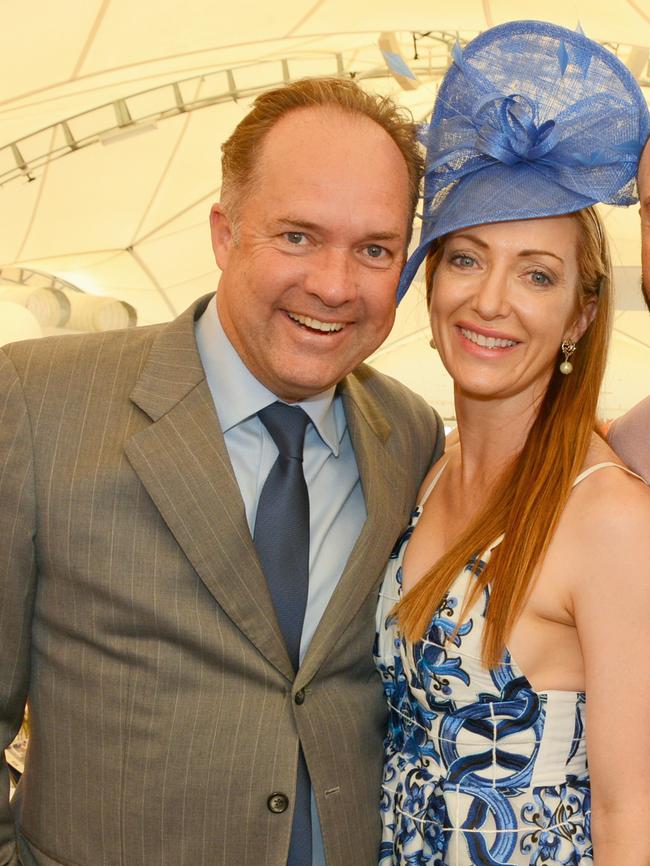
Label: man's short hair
xmin=220 ymin=77 xmax=423 ymax=239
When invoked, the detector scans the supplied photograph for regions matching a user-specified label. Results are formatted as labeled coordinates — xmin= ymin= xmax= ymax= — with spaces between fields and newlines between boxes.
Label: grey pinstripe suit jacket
xmin=0 ymin=295 xmax=444 ymax=866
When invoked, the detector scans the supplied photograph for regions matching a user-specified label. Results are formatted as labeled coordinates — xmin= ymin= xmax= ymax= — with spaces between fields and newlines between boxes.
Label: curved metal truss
xmin=0 ymin=265 xmax=83 ymax=293
xmin=0 ymin=35 xmax=466 ymax=187
xmin=1 ymin=34 xmax=647 ymax=188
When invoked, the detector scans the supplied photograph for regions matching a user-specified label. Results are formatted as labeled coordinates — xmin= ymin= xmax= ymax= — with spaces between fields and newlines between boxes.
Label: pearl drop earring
xmin=559 ymin=338 xmax=576 ymax=374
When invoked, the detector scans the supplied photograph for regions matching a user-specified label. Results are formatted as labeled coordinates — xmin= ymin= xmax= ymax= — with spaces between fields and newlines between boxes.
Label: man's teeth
xmin=288 ymin=312 xmax=344 ymax=333
xmin=460 ymin=327 xmax=517 ymax=349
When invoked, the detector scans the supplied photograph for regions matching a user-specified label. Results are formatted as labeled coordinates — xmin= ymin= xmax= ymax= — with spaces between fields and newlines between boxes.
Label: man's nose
xmin=305 ymin=248 xmax=357 ymax=306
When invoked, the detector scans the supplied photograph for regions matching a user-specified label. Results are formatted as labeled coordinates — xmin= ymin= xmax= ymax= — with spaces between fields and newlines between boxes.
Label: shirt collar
xmin=195 ymin=296 xmax=341 ymax=457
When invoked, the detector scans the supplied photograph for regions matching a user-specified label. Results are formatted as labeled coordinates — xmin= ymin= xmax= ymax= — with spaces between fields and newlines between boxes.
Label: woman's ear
xmin=568 ymin=296 xmax=598 ymax=343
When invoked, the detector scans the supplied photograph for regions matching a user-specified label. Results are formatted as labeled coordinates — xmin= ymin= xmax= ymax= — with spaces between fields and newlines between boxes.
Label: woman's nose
xmin=471 ymin=268 xmax=510 ymax=319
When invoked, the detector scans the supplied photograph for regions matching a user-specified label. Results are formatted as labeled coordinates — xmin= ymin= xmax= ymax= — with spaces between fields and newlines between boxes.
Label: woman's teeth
xmin=460 ymin=327 xmax=517 ymax=349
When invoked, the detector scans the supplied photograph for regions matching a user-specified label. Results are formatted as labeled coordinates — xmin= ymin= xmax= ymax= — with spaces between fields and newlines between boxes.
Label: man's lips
xmin=287 ymin=311 xmax=347 ymax=333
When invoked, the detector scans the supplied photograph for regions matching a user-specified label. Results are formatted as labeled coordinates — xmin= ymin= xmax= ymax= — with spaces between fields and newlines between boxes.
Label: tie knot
xmin=258 ymin=402 xmax=310 ymax=461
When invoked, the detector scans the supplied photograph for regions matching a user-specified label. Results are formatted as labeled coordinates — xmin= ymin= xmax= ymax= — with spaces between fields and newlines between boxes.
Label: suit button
xmin=267 ymin=792 xmax=289 ymax=813
xmin=294 ymin=689 xmax=305 ymax=705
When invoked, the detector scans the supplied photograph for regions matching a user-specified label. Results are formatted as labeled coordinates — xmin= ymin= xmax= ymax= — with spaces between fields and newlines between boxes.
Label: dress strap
xmin=572 ymin=460 xmax=646 ymax=488
xmin=418 ymin=461 xmax=448 ymax=508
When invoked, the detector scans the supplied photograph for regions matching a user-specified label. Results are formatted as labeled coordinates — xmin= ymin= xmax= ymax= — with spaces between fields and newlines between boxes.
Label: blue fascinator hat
xmin=397 ymin=19 xmax=650 ymax=302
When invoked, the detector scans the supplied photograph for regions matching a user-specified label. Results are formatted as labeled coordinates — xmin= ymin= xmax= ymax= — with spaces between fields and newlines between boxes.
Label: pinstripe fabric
xmin=0 ymin=294 xmax=444 ymax=866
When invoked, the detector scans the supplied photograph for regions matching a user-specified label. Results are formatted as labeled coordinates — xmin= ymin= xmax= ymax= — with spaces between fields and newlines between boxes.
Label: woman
xmin=375 ymin=21 xmax=650 ymax=866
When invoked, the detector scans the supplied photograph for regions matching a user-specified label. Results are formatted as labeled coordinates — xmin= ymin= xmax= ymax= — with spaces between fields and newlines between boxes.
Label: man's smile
xmin=287 ymin=311 xmax=346 ymax=333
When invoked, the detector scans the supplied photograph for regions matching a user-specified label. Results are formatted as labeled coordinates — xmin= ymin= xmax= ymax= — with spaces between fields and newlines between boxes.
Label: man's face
xmin=210 ymin=106 xmax=411 ymax=402
xmin=639 ymin=138 xmax=650 ymax=313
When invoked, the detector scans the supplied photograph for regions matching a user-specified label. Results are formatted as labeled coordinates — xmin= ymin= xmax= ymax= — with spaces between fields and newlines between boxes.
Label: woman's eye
xmin=529 ymin=270 xmax=552 ymax=286
xmin=451 ymin=253 xmax=476 ymax=268
xmin=285 ymin=232 xmax=306 ymax=245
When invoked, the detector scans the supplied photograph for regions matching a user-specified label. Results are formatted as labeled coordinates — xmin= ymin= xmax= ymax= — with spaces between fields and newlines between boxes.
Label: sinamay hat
xmin=397 ymin=20 xmax=650 ymax=301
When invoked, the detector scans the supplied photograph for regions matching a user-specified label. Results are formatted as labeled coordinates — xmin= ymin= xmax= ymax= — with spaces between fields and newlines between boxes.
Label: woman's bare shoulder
xmin=577 ymin=433 xmax=648 ymax=496
xmin=564 ymin=434 xmax=650 ymax=565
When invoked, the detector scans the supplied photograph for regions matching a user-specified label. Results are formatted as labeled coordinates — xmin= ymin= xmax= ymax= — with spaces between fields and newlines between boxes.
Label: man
xmin=607 ymin=138 xmax=650 ymax=481
xmin=0 ymin=79 xmax=444 ymax=866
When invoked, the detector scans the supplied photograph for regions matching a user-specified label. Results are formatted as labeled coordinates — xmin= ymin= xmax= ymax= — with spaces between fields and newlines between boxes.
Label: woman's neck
xmin=450 ymin=386 xmax=542 ymax=489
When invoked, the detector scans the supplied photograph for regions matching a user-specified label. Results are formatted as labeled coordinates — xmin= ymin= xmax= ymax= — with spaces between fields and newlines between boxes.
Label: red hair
xmin=397 ymin=208 xmax=612 ymax=667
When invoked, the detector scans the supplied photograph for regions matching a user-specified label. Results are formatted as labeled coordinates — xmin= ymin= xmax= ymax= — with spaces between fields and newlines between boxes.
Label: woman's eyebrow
xmin=449 ymin=232 xmax=489 ymax=248
xmin=518 ymin=249 xmax=564 ymax=263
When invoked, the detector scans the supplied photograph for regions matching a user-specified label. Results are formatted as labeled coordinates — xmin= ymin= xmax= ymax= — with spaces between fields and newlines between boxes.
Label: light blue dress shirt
xmin=195 ymin=298 xmax=367 ymax=866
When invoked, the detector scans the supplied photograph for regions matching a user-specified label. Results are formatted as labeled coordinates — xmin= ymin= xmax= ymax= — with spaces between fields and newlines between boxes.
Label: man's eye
xmin=365 ymin=244 xmax=386 ymax=258
xmin=285 ymin=232 xmax=306 ymax=245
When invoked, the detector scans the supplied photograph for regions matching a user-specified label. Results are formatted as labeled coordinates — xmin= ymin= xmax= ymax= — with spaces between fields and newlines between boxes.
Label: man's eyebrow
xmin=364 ymin=231 xmax=403 ymax=242
xmin=271 ymin=218 xmax=403 ymax=242
xmin=272 ymin=218 xmax=322 ymax=231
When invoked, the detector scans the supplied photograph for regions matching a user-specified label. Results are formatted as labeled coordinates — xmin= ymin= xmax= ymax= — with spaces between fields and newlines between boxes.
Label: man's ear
xmin=210 ymin=203 xmax=235 ymax=270
xmin=568 ymin=296 xmax=598 ymax=343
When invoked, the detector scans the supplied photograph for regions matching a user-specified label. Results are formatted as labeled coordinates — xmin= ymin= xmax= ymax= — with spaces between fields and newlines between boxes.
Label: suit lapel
xmin=296 ymin=371 xmax=412 ymax=687
xmin=125 ymin=297 xmax=294 ymax=681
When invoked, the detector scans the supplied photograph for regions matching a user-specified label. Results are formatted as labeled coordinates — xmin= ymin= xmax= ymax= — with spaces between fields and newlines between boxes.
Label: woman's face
xmin=429 ymin=215 xmax=590 ymax=406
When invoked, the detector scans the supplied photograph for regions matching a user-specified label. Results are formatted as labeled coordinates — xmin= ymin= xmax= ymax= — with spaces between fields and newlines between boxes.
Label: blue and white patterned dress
xmin=374 ymin=463 xmax=602 ymax=866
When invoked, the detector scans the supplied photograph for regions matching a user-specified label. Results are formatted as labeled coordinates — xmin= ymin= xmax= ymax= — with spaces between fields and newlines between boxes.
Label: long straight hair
xmin=397 ymin=208 xmax=613 ymax=668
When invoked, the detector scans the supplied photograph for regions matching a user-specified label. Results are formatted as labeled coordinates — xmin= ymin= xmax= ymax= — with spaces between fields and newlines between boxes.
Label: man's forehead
xmin=255 ymin=104 xmax=408 ymax=177
xmin=261 ymin=104 xmax=376 ymax=143
xmin=246 ymin=106 xmax=411 ymax=234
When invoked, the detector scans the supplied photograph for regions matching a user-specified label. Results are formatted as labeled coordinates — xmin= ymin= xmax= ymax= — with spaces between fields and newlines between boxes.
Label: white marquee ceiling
xmin=1 ymin=0 xmax=649 ymax=421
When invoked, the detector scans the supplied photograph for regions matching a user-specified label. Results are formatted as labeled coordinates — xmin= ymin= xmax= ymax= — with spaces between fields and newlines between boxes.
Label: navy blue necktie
xmin=254 ymin=402 xmax=312 ymax=866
